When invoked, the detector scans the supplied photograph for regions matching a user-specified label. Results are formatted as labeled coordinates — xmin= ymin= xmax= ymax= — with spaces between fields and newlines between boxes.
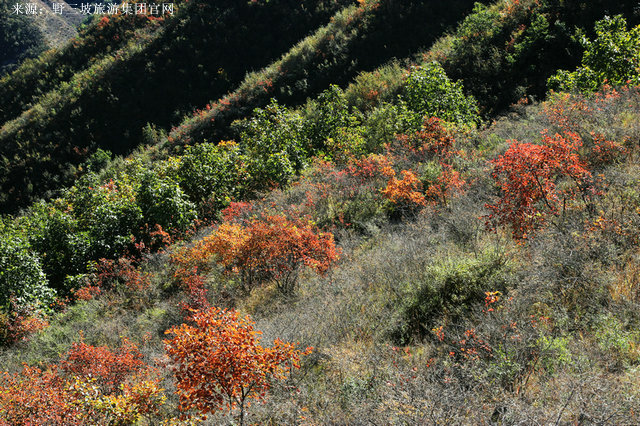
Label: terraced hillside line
xmin=0 ymin=0 xmax=354 ymax=213
xmin=0 ymin=25 xmax=163 ymax=140
xmin=0 ymin=11 xmax=163 ymax=124
xmin=165 ymin=0 xmax=483 ymax=147
xmin=0 ymin=24 xmax=164 ymax=208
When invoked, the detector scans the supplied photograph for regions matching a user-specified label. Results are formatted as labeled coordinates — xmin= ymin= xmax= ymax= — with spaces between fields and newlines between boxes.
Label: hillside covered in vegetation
xmin=1 ymin=0 xmax=640 ymax=424
xmin=0 ymin=0 xmax=84 ymax=75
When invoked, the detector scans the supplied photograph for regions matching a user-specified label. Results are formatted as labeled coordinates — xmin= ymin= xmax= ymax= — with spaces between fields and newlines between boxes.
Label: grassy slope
xmin=0 ymin=13 xmax=150 ymax=124
xmin=3 ymin=87 xmax=640 ymax=424
xmin=2 ymin=1 xmax=640 ymax=423
xmin=163 ymin=0 xmax=482 ymax=147
xmin=31 ymin=0 xmax=82 ymax=47
xmin=0 ymin=0 xmax=81 ymax=75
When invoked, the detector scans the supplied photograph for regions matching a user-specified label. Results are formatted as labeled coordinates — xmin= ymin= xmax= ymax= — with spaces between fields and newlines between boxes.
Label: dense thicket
xmin=438 ymin=0 xmax=640 ymax=114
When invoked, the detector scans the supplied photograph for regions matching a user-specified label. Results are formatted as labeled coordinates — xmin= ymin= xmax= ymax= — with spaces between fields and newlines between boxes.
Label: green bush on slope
xmin=548 ymin=15 xmax=640 ymax=93
xmin=0 ymin=226 xmax=54 ymax=311
xmin=402 ymin=61 xmax=479 ymax=126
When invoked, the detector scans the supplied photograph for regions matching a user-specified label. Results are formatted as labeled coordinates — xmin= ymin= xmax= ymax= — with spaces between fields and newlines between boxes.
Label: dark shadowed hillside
xmin=0 ymin=0 xmax=482 ymax=213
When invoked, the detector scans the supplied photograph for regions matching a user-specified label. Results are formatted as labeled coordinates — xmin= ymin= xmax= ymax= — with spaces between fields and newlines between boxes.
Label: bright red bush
xmin=60 ymin=337 xmax=146 ymax=394
xmin=165 ymin=306 xmax=309 ymax=424
xmin=0 ymin=365 xmax=83 ymax=425
xmin=486 ymin=131 xmax=592 ymax=239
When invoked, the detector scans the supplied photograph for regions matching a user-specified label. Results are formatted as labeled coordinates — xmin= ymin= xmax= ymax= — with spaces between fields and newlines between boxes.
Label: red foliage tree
xmin=0 ymin=300 xmax=49 ymax=345
xmin=346 ymin=154 xmax=395 ymax=181
xmin=165 ymin=306 xmax=310 ymax=425
xmin=60 ymin=337 xmax=145 ymax=394
xmin=590 ymin=132 xmax=627 ymax=166
xmin=173 ymin=216 xmax=340 ymax=294
xmin=424 ymin=163 xmax=465 ymax=206
xmin=416 ymin=117 xmax=460 ymax=159
xmin=393 ymin=117 xmax=460 ymax=163
xmin=392 ymin=117 xmax=466 ymax=207
xmin=0 ymin=338 xmax=165 ymax=425
xmin=486 ymin=131 xmax=592 ymax=239
xmin=0 ymin=365 xmax=83 ymax=425
xmin=93 ymin=257 xmax=153 ymax=308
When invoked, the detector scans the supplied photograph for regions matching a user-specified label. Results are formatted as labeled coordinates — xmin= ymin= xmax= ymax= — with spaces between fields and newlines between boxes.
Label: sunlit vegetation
xmin=0 ymin=0 xmax=355 ymax=212
xmin=2 ymin=1 xmax=640 ymax=423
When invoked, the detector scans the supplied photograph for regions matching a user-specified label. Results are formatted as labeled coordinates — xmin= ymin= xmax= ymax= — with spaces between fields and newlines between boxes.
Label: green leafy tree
xmin=548 ymin=15 xmax=640 ymax=92
xmin=302 ymin=85 xmax=359 ymax=155
xmin=24 ymin=203 xmax=90 ymax=294
xmin=402 ymin=62 xmax=479 ymax=126
xmin=0 ymin=225 xmax=54 ymax=310
xmin=178 ymin=141 xmax=248 ymax=210
xmin=136 ymin=170 xmax=197 ymax=234
xmin=69 ymin=176 xmax=143 ymax=260
xmin=236 ymin=100 xmax=306 ymax=191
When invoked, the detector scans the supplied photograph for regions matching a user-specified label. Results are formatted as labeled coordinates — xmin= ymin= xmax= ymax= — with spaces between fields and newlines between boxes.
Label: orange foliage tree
xmin=173 ymin=215 xmax=339 ymax=294
xmin=228 ymin=215 xmax=339 ymax=294
xmin=0 ymin=338 xmax=165 ymax=425
xmin=382 ymin=170 xmax=426 ymax=214
xmin=165 ymin=306 xmax=310 ymax=425
xmin=170 ymin=222 xmax=250 ymax=310
xmin=486 ymin=131 xmax=593 ymax=239
xmin=392 ymin=117 xmax=466 ymax=207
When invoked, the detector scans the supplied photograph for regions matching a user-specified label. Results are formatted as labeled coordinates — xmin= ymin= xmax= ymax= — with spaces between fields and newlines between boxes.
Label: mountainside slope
xmin=0 ymin=0 xmax=47 ymax=74
xmin=31 ymin=0 xmax=82 ymax=47
xmin=0 ymin=0 xmax=356 ymax=212
xmin=2 ymin=84 xmax=640 ymax=423
xmin=0 ymin=0 xmax=82 ymax=75
xmin=434 ymin=0 xmax=640 ymax=114
xmin=1 ymin=1 xmax=640 ymax=423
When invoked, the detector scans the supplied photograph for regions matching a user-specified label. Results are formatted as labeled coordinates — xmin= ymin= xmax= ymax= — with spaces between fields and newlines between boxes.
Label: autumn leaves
xmin=165 ymin=215 xmax=337 ymax=420
xmin=165 ymin=307 xmax=311 ymax=425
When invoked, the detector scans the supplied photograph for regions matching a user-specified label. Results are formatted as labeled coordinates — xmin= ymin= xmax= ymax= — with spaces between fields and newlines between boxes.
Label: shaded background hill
xmin=0 ymin=0 xmax=482 ymax=213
